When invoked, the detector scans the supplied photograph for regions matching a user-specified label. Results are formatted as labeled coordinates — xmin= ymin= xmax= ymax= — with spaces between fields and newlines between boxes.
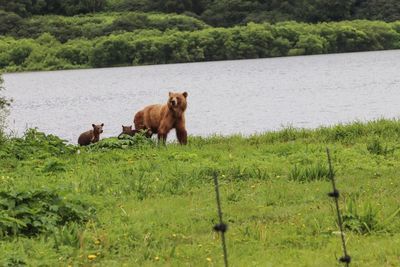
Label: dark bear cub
xmin=78 ymin=123 xmax=104 ymax=146
xmin=118 ymin=125 xmax=139 ymax=138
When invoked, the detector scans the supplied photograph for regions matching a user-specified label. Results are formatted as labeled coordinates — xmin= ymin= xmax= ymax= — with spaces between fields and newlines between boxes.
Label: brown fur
xmin=78 ymin=123 xmax=104 ymax=146
xmin=134 ymin=91 xmax=188 ymax=144
xmin=133 ymin=111 xmax=153 ymax=138
xmin=118 ymin=125 xmax=139 ymax=138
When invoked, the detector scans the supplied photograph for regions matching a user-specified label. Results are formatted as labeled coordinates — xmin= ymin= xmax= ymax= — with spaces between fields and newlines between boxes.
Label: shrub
xmin=0 ymin=189 xmax=95 ymax=237
xmin=90 ymin=38 xmax=133 ymax=67
xmin=3 ymin=12 xmax=208 ymax=42
xmin=56 ymin=43 xmax=90 ymax=65
xmin=0 ymin=11 xmax=24 ymax=35
xmin=87 ymin=132 xmax=156 ymax=151
xmin=0 ymin=128 xmax=75 ymax=160
xmin=0 ymin=73 xmax=11 ymax=141
xmin=8 ymin=44 xmax=32 ymax=65
xmin=106 ymin=13 xmax=150 ymax=33
xmin=295 ymin=34 xmax=328 ymax=54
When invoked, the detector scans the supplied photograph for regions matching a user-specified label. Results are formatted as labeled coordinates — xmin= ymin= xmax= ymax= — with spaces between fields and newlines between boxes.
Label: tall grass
xmin=0 ymin=119 xmax=400 ymax=266
xmin=289 ymin=162 xmax=330 ymax=182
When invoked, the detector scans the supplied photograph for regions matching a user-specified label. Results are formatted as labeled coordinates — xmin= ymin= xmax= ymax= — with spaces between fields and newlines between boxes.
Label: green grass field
xmin=1 ymin=119 xmax=400 ymax=266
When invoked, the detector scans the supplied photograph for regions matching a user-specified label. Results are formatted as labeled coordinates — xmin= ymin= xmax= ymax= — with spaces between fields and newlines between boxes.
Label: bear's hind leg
xmin=158 ymin=121 xmax=173 ymax=145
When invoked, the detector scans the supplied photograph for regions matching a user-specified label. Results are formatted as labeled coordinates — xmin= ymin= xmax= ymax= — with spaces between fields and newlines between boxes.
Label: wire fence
xmin=213 ymin=172 xmax=229 ymax=267
xmin=326 ymin=148 xmax=351 ymax=267
xmin=209 ymin=151 xmax=351 ymax=267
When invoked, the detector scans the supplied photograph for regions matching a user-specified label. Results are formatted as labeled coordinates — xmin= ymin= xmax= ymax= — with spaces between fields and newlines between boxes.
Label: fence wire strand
xmin=213 ymin=173 xmax=229 ymax=267
xmin=326 ymin=148 xmax=351 ymax=267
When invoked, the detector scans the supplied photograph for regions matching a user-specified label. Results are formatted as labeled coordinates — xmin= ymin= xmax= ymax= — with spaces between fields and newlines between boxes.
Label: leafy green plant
xmin=52 ymin=223 xmax=82 ymax=249
xmin=342 ymin=198 xmax=380 ymax=234
xmin=0 ymin=73 xmax=11 ymax=138
xmin=42 ymin=158 xmax=67 ymax=173
xmin=0 ymin=128 xmax=75 ymax=160
xmin=88 ymin=132 xmax=155 ymax=151
xmin=366 ymin=137 xmax=395 ymax=156
xmin=2 ymin=256 xmax=26 ymax=267
xmin=289 ymin=162 xmax=330 ymax=182
xmin=0 ymin=190 xmax=95 ymax=237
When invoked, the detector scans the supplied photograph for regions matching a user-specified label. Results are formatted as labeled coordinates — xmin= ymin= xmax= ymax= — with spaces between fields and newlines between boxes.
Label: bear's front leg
xmin=176 ymin=121 xmax=187 ymax=145
xmin=158 ymin=132 xmax=167 ymax=145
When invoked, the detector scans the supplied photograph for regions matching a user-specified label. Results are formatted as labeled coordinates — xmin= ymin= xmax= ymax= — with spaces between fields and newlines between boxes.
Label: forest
xmin=1 ymin=0 xmax=400 ymax=26
xmin=2 ymin=0 xmax=400 ymax=72
xmin=1 ymin=19 xmax=399 ymax=71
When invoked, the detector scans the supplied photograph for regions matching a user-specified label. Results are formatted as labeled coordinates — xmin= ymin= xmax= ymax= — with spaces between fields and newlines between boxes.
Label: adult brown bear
xmin=134 ymin=92 xmax=188 ymax=144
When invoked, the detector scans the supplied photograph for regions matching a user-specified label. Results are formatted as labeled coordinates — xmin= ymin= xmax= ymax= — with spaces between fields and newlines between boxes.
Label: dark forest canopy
xmin=1 ymin=0 xmax=400 ymax=26
xmin=0 ymin=0 xmax=106 ymax=16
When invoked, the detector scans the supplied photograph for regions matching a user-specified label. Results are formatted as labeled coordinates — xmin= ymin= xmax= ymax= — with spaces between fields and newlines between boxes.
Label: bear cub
xmin=118 ymin=125 xmax=138 ymax=138
xmin=78 ymin=123 xmax=104 ymax=146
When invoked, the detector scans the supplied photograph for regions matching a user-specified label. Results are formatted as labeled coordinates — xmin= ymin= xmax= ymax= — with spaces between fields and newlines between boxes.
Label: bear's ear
xmin=183 ymin=92 xmax=188 ymax=98
xmin=101 ymin=123 xmax=104 ymax=127
xmin=92 ymin=124 xmax=95 ymax=128
xmin=169 ymin=92 xmax=173 ymax=97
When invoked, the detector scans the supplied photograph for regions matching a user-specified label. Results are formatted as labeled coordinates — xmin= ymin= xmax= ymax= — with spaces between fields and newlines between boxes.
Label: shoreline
xmin=2 ymin=48 xmax=399 ymax=75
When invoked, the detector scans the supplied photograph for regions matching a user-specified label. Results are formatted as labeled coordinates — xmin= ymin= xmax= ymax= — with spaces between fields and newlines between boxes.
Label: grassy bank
xmin=1 ymin=20 xmax=400 ymax=72
xmin=0 ymin=119 xmax=400 ymax=266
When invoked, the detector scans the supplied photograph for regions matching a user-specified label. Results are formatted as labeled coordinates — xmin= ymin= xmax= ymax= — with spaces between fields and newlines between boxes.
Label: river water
xmin=3 ymin=50 xmax=400 ymax=143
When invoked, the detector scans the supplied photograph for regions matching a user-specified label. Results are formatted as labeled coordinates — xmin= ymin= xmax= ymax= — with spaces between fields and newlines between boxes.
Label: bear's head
xmin=92 ymin=123 xmax=104 ymax=134
xmin=168 ymin=91 xmax=188 ymax=112
xmin=121 ymin=125 xmax=132 ymax=133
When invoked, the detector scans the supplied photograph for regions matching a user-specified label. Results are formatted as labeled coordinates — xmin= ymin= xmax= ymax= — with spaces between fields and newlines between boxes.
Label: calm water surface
xmin=3 ymin=50 xmax=400 ymax=143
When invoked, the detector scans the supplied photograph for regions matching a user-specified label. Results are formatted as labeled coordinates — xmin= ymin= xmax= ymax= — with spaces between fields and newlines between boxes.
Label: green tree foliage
xmin=106 ymin=0 xmax=212 ymax=14
xmin=201 ymin=0 xmax=259 ymax=27
xmin=0 ymin=20 xmax=399 ymax=72
xmin=0 ymin=189 xmax=95 ymax=236
xmin=0 ymin=73 xmax=11 ymax=137
xmin=2 ymin=12 xmax=208 ymax=42
xmin=0 ymin=0 xmax=106 ymax=17
xmin=0 ymin=10 xmax=24 ymax=35
xmin=2 ymin=0 xmax=400 ymax=25
xmin=105 ymin=0 xmax=400 ymax=26
xmin=354 ymin=0 xmax=400 ymax=22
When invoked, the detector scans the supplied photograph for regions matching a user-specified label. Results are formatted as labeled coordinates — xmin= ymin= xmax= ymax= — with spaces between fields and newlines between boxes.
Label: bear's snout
xmin=170 ymin=98 xmax=177 ymax=106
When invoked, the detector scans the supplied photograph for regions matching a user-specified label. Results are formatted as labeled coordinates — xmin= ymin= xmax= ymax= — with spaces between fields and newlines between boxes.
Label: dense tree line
xmin=2 ymin=0 xmax=400 ymax=26
xmin=0 ymin=12 xmax=208 ymax=42
xmin=0 ymin=0 xmax=106 ymax=17
xmin=1 ymin=20 xmax=399 ymax=72
xmin=109 ymin=0 xmax=400 ymax=25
